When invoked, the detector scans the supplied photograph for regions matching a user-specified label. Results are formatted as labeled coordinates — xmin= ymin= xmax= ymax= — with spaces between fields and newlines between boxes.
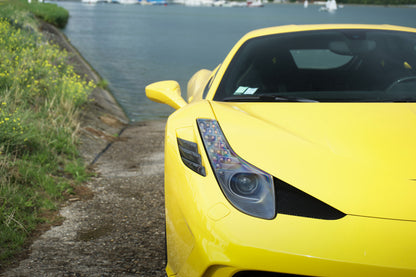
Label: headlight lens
xmin=197 ymin=119 xmax=276 ymax=219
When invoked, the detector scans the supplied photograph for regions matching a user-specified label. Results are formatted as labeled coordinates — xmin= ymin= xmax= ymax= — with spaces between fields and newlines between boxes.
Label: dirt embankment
xmin=1 ymin=23 xmax=167 ymax=276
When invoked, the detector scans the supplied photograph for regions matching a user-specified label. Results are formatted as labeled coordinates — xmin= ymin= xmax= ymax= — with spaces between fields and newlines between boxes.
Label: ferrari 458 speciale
xmin=146 ymin=24 xmax=416 ymax=277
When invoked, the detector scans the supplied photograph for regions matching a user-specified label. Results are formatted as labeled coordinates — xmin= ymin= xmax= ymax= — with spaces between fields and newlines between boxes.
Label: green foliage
xmin=0 ymin=18 xmax=95 ymax=262
xmin=28 ymin=3 xmax=69 ymax=29
xmin=96 ymin=79 xmax=110 ymax=89
xmin=0 ymin=0 xmax=69 ymax=29
xmin=65 ymin=159 xmax=90 ymax=183
xmin=0 ymin=103 xmax=26 ymax=153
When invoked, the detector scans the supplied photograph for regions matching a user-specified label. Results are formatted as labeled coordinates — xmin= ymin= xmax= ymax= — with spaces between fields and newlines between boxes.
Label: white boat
xmin=118 ymin=0 xmax=139 ymax=3
xmin=212 ymin=0 xmax=248 ymax=7
xmin=81 ymin=0 xmax=98 ymax=3
xmin=319 ymin=0 xmax=337 ymax=12
xmin=304 ymin=0 xmax=308 ymax=8
xmin=247 ymin=0 xmax=263 ymax=7
xmin=225 ymin=1 xmax=247 ymax=7
xmin=82 ymin=0 xmax=109 ymax=3
xmin=327 ymin=0 xmax=337 ymax=11
xmin=182 ymin=0 xmax=260 ymax=7
xmin=82 ymin=0 xmax=108 ymax=3
xmin=140 ymin=0 xmax=153 ymax=5
xmin=183 ymin=0 xmax=211 ymax=6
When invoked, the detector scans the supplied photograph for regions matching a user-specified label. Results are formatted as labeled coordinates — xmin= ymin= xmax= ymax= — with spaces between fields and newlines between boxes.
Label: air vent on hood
xmin=275 ymin=178 xmax=345 ymax=220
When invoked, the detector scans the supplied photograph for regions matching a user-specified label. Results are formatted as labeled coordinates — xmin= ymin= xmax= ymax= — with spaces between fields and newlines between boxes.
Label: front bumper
xmin=175 ymin=212 xmax=416 ymax=277
xmin=165 ymin=155 xmax=416 ymax=277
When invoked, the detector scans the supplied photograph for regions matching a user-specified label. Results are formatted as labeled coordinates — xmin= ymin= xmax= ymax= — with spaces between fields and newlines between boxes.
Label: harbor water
xmin=57 ymin=2 xmax=416 ymax=122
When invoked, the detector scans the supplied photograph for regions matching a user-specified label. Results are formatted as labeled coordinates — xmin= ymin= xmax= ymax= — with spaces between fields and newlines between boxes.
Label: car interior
xmin=215 ymin=29 xmax=416 ymax=102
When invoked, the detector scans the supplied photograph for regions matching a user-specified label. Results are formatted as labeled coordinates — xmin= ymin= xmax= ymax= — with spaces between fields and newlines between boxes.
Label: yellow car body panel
xmin=187 ymin=69 xmax=212 ymax=103
xmin=145 ymin=24 xmax=416 ymax=277
xmin=210 ymin=101 xmax=416 ymax=221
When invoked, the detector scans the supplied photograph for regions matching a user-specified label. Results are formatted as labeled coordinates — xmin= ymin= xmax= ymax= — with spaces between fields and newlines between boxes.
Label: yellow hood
xmin=210 ymin=101 xmax=416 ymax=221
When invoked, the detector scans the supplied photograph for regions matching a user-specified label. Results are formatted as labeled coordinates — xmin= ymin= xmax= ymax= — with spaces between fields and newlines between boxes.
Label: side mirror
xmin=145 ymin=80 xmax=187 ymax=110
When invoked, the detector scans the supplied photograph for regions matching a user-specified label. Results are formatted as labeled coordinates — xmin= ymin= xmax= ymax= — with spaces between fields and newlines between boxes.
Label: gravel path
xmin=3 ymin=120 xmax=167 ymax=277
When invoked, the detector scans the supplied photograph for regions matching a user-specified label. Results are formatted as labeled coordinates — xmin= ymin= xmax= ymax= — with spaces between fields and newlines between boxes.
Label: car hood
xmin=210 ymin=101 xmax=416 ymax=221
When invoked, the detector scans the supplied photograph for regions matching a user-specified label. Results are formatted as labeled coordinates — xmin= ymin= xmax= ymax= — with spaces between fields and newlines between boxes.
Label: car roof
xmin=242 ymin=24 xmax=416 ymax=41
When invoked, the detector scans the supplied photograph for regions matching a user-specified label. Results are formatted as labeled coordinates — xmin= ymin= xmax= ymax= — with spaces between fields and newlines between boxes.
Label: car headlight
xmin=197 ymin=119 xmax=276 ymax=219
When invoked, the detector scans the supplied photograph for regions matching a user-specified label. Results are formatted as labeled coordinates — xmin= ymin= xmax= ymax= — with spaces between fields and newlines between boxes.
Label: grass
xmin=0 ymin=3 xmax=95 ymax=264
xmin=0 ymin=0 xmax=68 ymax=29
xmin=27 ymin=2 xmax=69 ymax=28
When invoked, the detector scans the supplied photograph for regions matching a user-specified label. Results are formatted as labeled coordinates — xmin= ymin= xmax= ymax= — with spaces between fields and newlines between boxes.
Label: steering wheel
xmin=386 ymin=76 xmax=416 ymax=92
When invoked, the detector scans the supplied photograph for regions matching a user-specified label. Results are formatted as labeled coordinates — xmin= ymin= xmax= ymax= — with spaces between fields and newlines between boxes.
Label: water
xmin=56 ymin=1 xmax=416 ymax=122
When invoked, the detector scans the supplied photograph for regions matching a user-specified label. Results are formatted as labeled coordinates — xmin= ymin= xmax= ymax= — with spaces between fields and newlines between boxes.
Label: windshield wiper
xmin=222 ymin=94 xmax=318 ymax=102
xmin=390 ymin=98 xmax=416 ymax=103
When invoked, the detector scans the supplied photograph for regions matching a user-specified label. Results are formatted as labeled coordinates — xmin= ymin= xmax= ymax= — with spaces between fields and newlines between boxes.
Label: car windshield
xmin=214 ymin=29 xmax=416 ymax=102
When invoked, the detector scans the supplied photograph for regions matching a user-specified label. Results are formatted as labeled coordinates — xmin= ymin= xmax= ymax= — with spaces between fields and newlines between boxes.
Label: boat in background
xmin=181 ymin=0 xmax=263 ymax=7
xmin=81 ymin=0 xmax=107 ymax=4
xmin=319 ymin=0 xmax=337 ymax=12
xmin=118 ymin=0 xmax=139 ymax=3
xmin=247 ymin=0 xmax=263 ymax=7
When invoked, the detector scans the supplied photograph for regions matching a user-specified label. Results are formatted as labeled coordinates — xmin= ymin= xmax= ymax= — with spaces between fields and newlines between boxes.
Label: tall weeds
xmin=0 ymin=14 xmax=95 ymax=262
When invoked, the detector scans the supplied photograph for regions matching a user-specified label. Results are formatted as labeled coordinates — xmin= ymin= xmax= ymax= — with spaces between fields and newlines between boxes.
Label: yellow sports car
xmin=146 ymin=24 xmax=416 ymax=277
